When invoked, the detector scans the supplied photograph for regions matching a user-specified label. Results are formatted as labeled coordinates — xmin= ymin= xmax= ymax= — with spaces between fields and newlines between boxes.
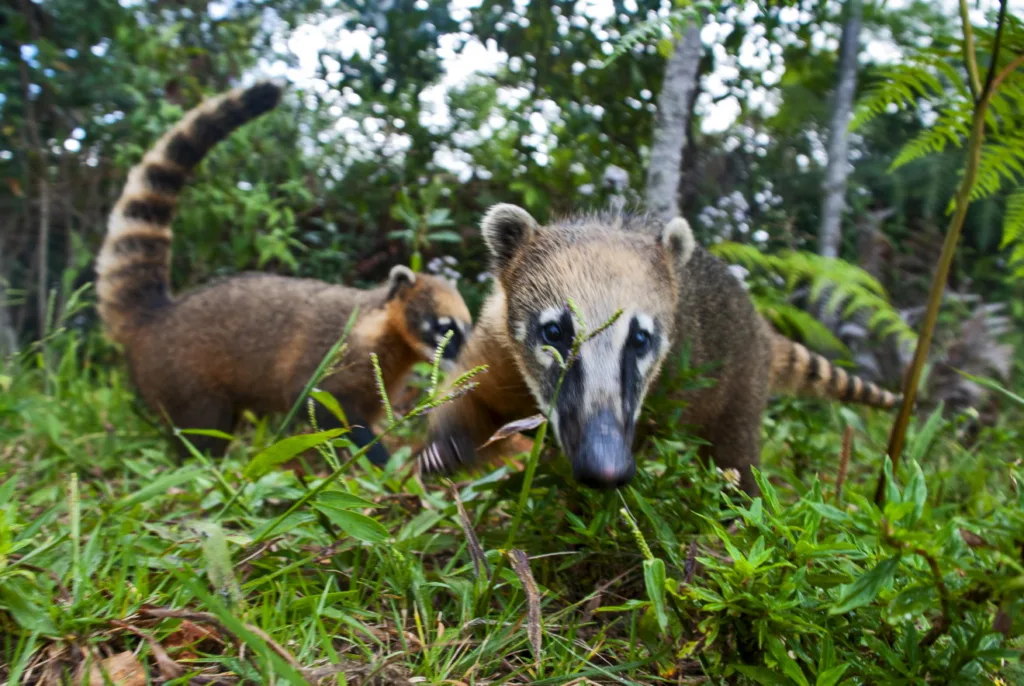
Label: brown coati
xmin=418 ymin=204 xmax=901 ymax=494
xmin=96 ymin=81 xmax=472 ymax=465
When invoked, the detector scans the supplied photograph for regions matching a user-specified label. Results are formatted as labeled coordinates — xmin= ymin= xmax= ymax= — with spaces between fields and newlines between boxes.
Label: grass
xmin=0 ymin=305 xmax=1022 ymax=685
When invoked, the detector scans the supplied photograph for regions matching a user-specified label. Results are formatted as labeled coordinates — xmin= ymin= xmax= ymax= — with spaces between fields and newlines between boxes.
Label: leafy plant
xmin=389 ymin=176 xmax=464 ymax=272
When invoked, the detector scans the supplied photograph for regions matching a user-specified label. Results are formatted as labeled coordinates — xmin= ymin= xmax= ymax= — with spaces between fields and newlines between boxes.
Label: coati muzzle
xmin=559 ymin=406 xmax=636 ymax=489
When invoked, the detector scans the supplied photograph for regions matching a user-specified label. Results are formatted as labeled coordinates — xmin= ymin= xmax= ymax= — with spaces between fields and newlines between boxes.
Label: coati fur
xmin=96 ymin=81 xmax=472 ymax=464
xmin=418 ymin=205 xmax=901 ymax=494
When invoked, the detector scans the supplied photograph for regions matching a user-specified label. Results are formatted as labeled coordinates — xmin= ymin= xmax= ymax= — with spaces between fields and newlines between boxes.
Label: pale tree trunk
xmin=818 ymin=0 xmax=863 ymax=258
xmin=646 ymin=21 xmax=703 ymax=224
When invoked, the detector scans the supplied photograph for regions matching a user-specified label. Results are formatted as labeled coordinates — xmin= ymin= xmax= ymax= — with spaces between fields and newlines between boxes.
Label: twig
xmin=877 ymin=1 xmax=1017 ymax=504
xmin=136 ymin=608 xmax=305 ymax=673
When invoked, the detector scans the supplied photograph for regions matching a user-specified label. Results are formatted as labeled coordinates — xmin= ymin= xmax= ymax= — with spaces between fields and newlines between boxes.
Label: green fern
xmin=1002 ymin=188 xmax=1024 ymax=277
xmin=850 ymin=55 xmax=958 ymax=132
xmin=601 ymin=5 xmax=699 ymax=67
xmin=970 ymin=132 xmax=1024 ymax=202
xmin=889 ymin=101 xmax=973 ymax=171
xmin=710 ymin=243 xmax=917 ymax=354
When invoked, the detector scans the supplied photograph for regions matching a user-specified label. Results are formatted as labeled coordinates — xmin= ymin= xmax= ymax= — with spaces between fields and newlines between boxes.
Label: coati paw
xmin=348 ymin=424 xmax=390 ymax=467
xmin=365 ymin=441 xmax=391 ymax=468
xmin=417 ymin=433 xmax=474 ymax=475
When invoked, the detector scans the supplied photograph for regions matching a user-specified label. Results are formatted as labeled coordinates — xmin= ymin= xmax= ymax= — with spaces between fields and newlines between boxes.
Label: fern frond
xmin=968 ymin=132 xmax=1024 ymax=202
xmin=889 ymin=101 xmax=973 ymax=171
xmin=851 ymin=61 xmax=956 ymax=131
xmin=1002 ymin=188 xmax=1024 ymax=277
xmin=708 ymin=243 xmax=917 ymax=351
xmin=752 ymin=295 xmax=851 ymax=357
xmin=602 ymin=7 xmax=697 ymax=67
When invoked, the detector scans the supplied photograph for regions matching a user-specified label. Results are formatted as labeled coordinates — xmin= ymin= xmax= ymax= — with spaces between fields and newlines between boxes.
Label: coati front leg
xmin=167 ymin=395 xmax=238 ymax=459
xmin=308 ymin=392 xmax=391 ymax=467
xmin=420 ymin=300 xmax=537 ymax=474
xmin=701 ymin=403 xmax=764 ymax=496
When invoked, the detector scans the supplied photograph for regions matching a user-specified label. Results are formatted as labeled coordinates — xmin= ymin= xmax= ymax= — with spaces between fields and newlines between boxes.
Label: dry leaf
xmin=450 ymin=485 xmax=490 ymax=580
xmin=959 ymin=528 xmax=989 ymax=549
xmin=508 ymin=549 xmax=543 ymax=669
xmin=479 ymin=414 xmax=546 ymax=449
xmin=84 ymin=651 xmax=146 ymax=686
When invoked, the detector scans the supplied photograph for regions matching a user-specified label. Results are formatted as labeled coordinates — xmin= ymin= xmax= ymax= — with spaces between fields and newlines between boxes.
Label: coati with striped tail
xmin=96 ymin=81 xmax=471 ymax=464
xmin=418 ymin=205 xmax=900 ymax=494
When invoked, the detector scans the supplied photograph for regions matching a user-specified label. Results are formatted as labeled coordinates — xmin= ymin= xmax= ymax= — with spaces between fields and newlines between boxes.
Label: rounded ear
xmin=387 ymin=264 xmax=416 ymax=300
xmin=480 ymin=204 xmax=538 ymax=272
xmin=661 ymin=216 xmax=696 ymax=268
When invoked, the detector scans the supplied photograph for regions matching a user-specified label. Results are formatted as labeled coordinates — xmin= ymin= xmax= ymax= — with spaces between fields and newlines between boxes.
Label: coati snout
xmin=419 ymin=203 xmax=902 ymax=494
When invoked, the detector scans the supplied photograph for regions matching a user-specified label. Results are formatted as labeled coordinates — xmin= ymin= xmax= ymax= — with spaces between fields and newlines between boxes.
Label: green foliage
xmin=711 ymin=241 xmax=918 ymax=349
xmin=2 ymin=294 xmax=1021 ymax=682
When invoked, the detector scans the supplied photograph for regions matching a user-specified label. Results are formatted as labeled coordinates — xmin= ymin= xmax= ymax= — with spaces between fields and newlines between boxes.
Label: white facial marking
xmin=636 ymin=313 xmax=654 ymax=336
xmin=514 ymin=321 xmax=528 ymax=343
xmin=438 ymin=316 xmax=452 ymax=327
xmin=538 ymin=306 xmax=562 ymax=326
xmin=580 ymin=313 xmax=631 ymax=424
xmin=420 ymin=320 xmax=432 ymax=333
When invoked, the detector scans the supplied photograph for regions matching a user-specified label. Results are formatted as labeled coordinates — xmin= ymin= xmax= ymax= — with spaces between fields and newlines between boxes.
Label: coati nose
xmin=572 ymin=409 xmax=635 ymax=489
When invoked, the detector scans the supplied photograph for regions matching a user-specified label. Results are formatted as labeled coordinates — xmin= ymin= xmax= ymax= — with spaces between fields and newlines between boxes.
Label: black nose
xmin=572 ymin=409 xmax=635 ymax=489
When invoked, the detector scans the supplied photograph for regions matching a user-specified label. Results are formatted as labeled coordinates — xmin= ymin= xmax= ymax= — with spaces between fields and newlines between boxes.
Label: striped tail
xmin=769 ymin=335 xmax=903 ymax=409
xmin=95 ymin=80 xmax=283 ymax=343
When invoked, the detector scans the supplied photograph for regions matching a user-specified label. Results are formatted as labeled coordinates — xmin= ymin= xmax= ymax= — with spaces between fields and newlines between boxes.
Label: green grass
xmin=1 ymin=315 xmax=1022 ymax=684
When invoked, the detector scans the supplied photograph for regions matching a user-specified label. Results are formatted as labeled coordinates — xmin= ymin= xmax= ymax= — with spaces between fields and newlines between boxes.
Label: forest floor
xmin=1 ymin=332 xmax=1022 ymax=685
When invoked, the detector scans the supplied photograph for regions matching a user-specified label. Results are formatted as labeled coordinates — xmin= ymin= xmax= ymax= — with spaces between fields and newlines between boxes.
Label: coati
xmin=417 ymin=205 xmax=901 ymax=494
xmin=96 ymin=81 xmax=472 ymax=464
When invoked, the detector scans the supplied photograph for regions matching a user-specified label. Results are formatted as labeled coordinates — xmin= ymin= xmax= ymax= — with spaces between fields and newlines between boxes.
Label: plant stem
xmin=958 ymin=0 xmax=981 ymax=100
xmin=876 ymin=4 xmax=1016 ymax=505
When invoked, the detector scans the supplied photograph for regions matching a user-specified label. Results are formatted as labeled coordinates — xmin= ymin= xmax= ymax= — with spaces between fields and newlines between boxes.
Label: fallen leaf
xmin=85 ymin=651 xmax=146 ymax=686
xmin=450 ymin=484 xmax=489 ymax=580
xmin=958 ymin=528 xmax=989 ymax=549
xmin=508 ymin=549 xmax=543 ymax=670
xmin=479 ymin=414 xmax=546 ymax=449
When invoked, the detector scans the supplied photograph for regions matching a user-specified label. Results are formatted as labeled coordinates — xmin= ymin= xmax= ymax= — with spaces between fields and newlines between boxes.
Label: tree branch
xmin=958 ymin=0 xmax=981 ymax=101
xmin=980 ymin=0 xmax=1009 ymax=96
xmin=877 ymin=1 xmax=1015 ymax=504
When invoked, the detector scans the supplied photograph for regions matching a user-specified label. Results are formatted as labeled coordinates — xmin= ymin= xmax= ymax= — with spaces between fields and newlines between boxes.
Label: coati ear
xmin=480 ymin=204 xmax=538 ymax=272
xmin=661 ymin=216 xmax=696 ymax=268
xmin=387 ymin=264 xmax=416 ymax=300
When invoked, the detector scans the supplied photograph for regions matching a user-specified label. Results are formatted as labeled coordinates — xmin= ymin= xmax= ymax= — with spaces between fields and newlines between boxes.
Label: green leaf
xmin=767 ymin=634 xmax=809 ymax=686
xmin=315 ymin=505 xmax=390 ymax=544
xmin=830 ymin=555 xmax=902 ymax=614
xmin=244 ymin=429 xmax=344 ymax=480
xmin=906 ymin=405 xmax=945 ymax=465
xmin=752 ymin=467 xmax=781 ymax=515
xmin=816 ymin=664 xmax=850 ymax=686
xmin=197 ymin=522 xmax=243 ymax=607
xmin=180 ymin=428 xmax=236 ymax=440
xmin=733 ymin=665 xmax=793 ymax=685
xmin=0 ymin=578 xmax=57 ymax=636
xmin=114 ymin=467 xmax=206 ymax=512
xmin=642 ymin=557 xmax=669 ymax=634
xmin=427 ymin=230 xmax=463 ymax=243
xmin=309 ymin=389 xmax=348 ymax=426
xmin=315 ymin=491 xmax=380 ymax=510
xmin=904 ymin=461 xmax=927 ymax=524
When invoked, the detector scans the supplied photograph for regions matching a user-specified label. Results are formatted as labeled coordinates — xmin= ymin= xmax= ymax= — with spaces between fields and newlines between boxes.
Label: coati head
xmin=482 ymin=204 xmax=696 ymax=488
xmin=386 ymin=264 xmax=472 ymax=367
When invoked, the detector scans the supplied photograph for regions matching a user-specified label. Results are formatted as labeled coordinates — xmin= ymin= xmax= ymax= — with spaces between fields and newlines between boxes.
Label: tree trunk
xmin=818 ymin=0 xmax=863 ymax=258
xmin=646 ymin=21 xmax=703 ymax=225
xmin=37 ymin=176 xmax=50 ymax=337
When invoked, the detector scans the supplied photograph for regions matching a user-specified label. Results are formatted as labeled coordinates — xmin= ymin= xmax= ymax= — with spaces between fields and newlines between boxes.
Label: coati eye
xmin=540 ymin=321 xmax=563 ymax=345
xmin=630 ymin=329 xmax=652 ymax=352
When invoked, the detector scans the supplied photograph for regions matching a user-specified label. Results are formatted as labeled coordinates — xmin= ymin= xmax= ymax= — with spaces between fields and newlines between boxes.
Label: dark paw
xmin=418 ymin=432 xmax=475 ymax=475
xmin=348 ymin=424 xmax=390 ymax=467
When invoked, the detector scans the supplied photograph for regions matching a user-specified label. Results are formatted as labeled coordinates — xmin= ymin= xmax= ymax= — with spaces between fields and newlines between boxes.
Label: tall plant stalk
xmin=876 ymin=0 xmax=1021 ymax=504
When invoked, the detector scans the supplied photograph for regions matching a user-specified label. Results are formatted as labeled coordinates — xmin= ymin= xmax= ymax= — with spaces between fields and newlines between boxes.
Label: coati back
xmin=418 ymin=205 xmax=900 ymax=494
xmin=97 ymin=81 xmax=472 ymax=463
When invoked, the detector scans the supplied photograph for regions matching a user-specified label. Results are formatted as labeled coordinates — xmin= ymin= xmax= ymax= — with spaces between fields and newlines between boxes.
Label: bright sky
xmin=242 ymin=0 xmax=1024 ymax=178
